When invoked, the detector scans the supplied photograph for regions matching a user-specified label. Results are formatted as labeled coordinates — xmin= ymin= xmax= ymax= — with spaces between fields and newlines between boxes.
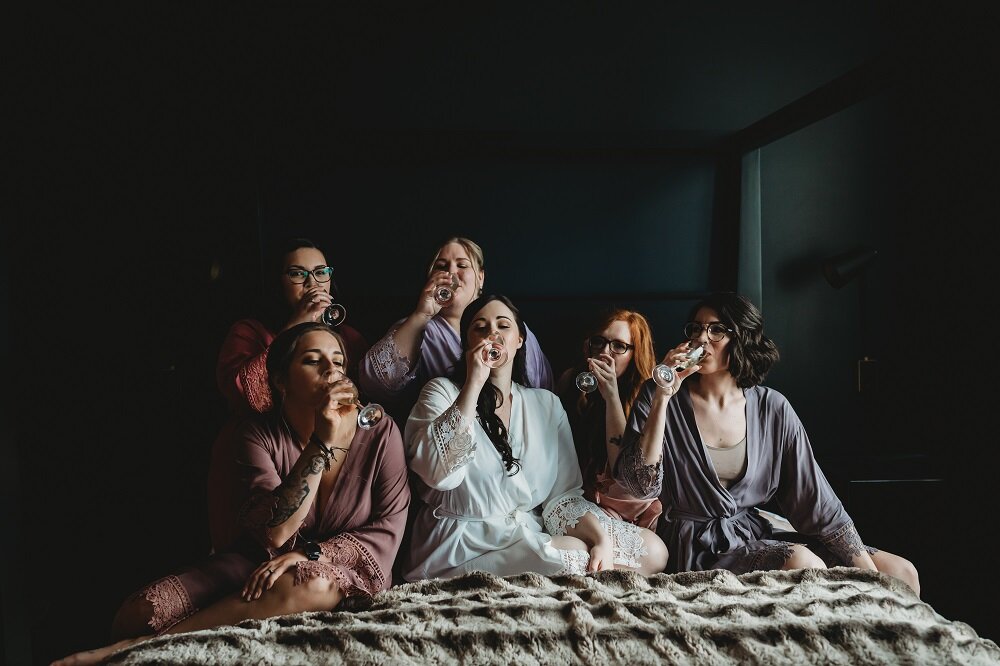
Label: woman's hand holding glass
xmin=651 ymin=340 xmax=706 ymax=395
xmin=578 ymin=353 xmax=617 ymax=400
xmin=290 ymin=286 xmax=333 ymax=328
xmin=416 ymin=270 xmax=460 ymax=318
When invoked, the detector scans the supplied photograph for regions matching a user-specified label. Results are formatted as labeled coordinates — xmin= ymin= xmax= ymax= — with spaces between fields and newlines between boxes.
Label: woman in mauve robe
xmin=359 ymin=236 xmax=553 ymax=427
xmin=55 ymin=323 xmax=409 ymax=666
xmin=209 ymin=237 xmax=368 ymax=552
xmin=402 ymin=294 xmax=667 ymax=582
xmin=614 ymin=293 xmax=920 ymax=595
xmin=555 ymin=308 xmax=662 ymax=529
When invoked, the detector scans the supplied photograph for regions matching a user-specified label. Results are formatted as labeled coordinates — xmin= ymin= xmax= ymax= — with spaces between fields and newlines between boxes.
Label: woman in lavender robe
xmin=359 ymin=237 xmax=554 ymax=425
xmin=55 ymin=323 xmax=410 ymax=666
xmin=614 ymin=292 xmax=920 ymax=594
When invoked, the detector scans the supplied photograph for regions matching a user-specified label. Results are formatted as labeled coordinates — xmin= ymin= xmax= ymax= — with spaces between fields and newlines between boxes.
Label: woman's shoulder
xmin=419 ymin=375 xmax=460 ymax=399
xmin=517 ymin=383 xmax=565 ymax=412
xmin=232 ymin=412 xmax=285 ymax=449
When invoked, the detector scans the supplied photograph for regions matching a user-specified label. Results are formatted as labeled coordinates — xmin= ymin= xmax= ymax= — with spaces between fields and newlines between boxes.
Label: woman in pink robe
xmin=55 ymin=323 xmax=410 ymax=666
xmin=209 ymin=237 xmax=369 ymax=552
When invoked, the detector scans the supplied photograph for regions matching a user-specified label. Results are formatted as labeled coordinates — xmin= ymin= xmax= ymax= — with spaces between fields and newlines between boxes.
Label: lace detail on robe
xmin=617 ymin=445 xmax=663 ymax=499
xmin=543 ymin=496 xmax=606 ymax=536
xmin=294 ymin=533 xmax=385 ymax=597
xmin=746 ymin=542 xmax=795 ymax=572
xmin=143 ymin=575 xmax=195 ymax=634
xmin=368 ymin=331 xmax=416 ymax=392
xmin=600 ymin=516 xmax=648 ymax=569
xmin=240 ymin=349 xmax=272 ymax=413
xmin=819 ymin=521 xmax=868 ymax=566
xmin=431 ymin=404 xmax=476 ymax=475
xmin=554 ymin=548 xmax=590 ymax=576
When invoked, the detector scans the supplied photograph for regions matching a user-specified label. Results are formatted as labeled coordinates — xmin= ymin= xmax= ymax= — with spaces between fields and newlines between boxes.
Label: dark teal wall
xmin=260 ymin=155 xmax=718 ymax=376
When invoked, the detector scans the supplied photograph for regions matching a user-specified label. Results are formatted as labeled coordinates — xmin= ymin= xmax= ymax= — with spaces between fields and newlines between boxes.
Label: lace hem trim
xmin=819 ymin=521 xmax=868 ymax=566
xmin=746 ymin=542 xmax=795 ymax=572
xmin=543 ymin=496 xmax=605 ymax=536
xmin=368 ymin=331 xmax=415 ymax=392
xmin=601 ymin=516 xmax=649 ymax=569
xmin=307 ymin=533 xmax=385 ymax=596
xmin=144 ymin=575 xmax=195 ymax=634
xmin=431 ymin=404 xmax=476 ymax=475
xmin=554 ymin=548 xmax=590 ymax=576
xmin=617 ymin=444 xmax=662 ymax=499
xmin=241 ymin=350 xmax=272 ymax=413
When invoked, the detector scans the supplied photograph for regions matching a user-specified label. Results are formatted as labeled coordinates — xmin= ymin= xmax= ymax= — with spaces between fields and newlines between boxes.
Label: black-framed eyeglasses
xmin=683 ymin=322 xmax=733 ymax=342
xmin=588 ymin=335 xmax=634 ymax=355
xmin=285 ymin=266 xmax=334 ymax=284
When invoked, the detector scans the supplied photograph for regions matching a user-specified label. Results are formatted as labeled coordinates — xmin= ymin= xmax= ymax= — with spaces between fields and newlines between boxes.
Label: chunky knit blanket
xmin=106 ymin=567 xmax=1000 ymax=665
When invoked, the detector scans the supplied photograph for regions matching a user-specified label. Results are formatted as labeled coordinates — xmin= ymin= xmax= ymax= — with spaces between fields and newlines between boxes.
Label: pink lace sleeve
xmin=294 ymin=533 xmax=387 ymax=597
xmin=240 ymin=347 xmax=272 ymax=413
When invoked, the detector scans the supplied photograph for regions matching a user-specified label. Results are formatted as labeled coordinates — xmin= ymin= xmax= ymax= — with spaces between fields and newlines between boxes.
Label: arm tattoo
xmin=609 ymin=434 xmax=623 ymax=447
xmin=240 ymin=452 xmax=327 ymax=530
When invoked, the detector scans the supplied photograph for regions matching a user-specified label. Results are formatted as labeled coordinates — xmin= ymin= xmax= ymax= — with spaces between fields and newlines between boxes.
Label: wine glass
xmin=433 ymin=273 xmax=460 ymax=305
xmin=336 ymin=382 xmax=384 ymax=430
xmin=575 ymin=370 xmax=598 ymax=393
xmin=652 ymin=341 xmax=707 ymax=389
xmin=322 ymin=302 xmax=347 ymax=327
xmin=481 ymin=332 xmax=509 ymax=368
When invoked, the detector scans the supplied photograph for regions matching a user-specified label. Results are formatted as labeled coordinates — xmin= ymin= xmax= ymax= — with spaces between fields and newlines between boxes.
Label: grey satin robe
xmin=614 ymin=381 xmax=871 ymax=574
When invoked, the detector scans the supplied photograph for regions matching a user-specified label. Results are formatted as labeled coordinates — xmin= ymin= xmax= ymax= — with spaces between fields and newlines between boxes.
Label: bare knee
xmin=270 ymin=571 xmax=343 ymax=613
xmin=638 ymin=529 xmax=668 ymax=575
xmin=874 ymin=552 xmax=920 ymax=597
xmin=782 ymin=545 xmax=827 ymax=571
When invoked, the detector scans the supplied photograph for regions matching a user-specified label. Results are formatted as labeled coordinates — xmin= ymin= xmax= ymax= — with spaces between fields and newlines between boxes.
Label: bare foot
xmin=51 ymin=636 xmax=146 ymax=665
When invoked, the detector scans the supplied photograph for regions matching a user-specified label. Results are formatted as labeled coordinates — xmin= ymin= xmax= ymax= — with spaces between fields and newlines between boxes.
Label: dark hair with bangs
xmin=687 ymin=292 xmax=779 ymax=388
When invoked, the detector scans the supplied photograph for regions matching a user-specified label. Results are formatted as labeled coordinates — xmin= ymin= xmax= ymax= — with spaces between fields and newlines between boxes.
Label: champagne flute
xmin=481 ymin=332 xmax=509 ymax=368
xmin=433 ymin=273 xmax=460 ymax=305
xmin=652 ymin=341 xmax=707 ymax=389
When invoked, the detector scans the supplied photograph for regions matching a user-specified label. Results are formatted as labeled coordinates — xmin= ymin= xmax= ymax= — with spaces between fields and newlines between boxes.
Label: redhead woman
xmin=556 ymin=309 xmax=662 ymax=529
xmin=402 ymin=295 xmax=667 ymax=582
xmin=55 ymin=323 xmax=409 ymax=665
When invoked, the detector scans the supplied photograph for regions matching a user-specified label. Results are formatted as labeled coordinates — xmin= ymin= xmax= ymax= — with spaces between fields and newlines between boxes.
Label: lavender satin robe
xmin=615 ymin=381 xmax=871 ymax=574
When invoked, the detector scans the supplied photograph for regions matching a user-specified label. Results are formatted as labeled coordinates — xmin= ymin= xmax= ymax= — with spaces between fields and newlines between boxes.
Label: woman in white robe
xmin=402 ymin=294 xmax=668 ymax=582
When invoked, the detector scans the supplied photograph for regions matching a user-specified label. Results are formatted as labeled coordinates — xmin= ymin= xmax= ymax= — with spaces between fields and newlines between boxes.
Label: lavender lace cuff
xmin=431 ymin=404 xmax=476 ymax=476
xmin=819 ymin=521 xmax=869 ymax=566
xmin=367 ymin=330 xmax=416 ymax=392
xmin=617 ymin=444 xmax=663 ymax=499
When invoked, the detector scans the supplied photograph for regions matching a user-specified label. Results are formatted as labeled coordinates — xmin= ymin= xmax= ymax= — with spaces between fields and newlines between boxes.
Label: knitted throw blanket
xmin=106 ymin=567 xmax=1000 ymax=665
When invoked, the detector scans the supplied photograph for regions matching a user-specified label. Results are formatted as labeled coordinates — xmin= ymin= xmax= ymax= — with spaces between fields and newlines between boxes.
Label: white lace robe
xmin=401 ymin=377 xmax=611 ymax=581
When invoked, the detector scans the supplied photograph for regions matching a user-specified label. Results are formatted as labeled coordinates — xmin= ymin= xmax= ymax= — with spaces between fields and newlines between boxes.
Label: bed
xmin=104 ymin=567 xmax=999 ymax=665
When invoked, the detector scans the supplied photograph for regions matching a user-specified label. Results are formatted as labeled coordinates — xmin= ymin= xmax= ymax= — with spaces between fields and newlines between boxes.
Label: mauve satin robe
xmin=614 ymin=381 xmax=873 ymax=574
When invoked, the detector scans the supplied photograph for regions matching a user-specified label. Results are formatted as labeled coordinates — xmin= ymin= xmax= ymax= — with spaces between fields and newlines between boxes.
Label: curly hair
xmin=449 ymin=294 xmax=529 ymax=476
xmin=687 ymin=292 xmax=779 ymax=388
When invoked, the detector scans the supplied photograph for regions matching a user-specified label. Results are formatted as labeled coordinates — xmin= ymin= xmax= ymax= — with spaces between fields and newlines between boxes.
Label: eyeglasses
xmin=683 ymin=322 xmax=733 ymax=342
xmin=285 ymin=266 xmax=334 ymax=284
xmin=588 ymin=335 xmax=635 ymax=355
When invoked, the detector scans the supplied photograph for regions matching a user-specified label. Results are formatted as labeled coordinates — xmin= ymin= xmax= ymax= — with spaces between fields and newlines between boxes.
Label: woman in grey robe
xmin=614 ymin=292 xmax=919 ymax=594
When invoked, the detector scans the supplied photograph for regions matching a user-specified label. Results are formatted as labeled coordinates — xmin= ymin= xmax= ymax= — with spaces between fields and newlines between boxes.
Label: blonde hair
xmin=578 ymin=308 xmax=656 ymax=418
xmin=427 ymin=237 xmax=485 ymax=276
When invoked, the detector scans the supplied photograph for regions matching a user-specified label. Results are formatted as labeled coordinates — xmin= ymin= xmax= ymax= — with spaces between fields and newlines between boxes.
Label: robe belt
xmin=433 ymin=505 xmax=535 ymax=527
xmin=669 ymin=508 xmax=756 ymax=553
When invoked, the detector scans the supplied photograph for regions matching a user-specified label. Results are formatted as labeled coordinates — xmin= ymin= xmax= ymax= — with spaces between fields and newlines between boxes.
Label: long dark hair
xmin=449 ymin=294 xmax=529 ymax=476
xmin=265 ymin=321 xmax=347 ymax=410
xmin=688 ymin=292 xmax=779 ymax=388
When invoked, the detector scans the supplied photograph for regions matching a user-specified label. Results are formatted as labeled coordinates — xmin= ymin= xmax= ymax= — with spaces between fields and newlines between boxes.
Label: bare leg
xmin=870 ymin=549 xmax=920 ymax=597
xmin=52 ymin=572 xmax=343 ymax=665
xmin=780 ymin=544 xmax=827 ymax=570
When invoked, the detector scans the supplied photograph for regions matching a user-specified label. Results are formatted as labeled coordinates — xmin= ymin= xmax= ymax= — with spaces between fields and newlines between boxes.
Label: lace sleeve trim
xmin=617 ymin=444 xmax=663 ymax=499
xmin=240 ymin=349 xmax=272 ymax=413
xmin=543 ymin=495 xmax=606 ymax=536
xmin=431 ymin=404 xmax=476 ymax=475
xmin=554 ymin=548 xmax=590 ymax=576
xmin=294 ymin=533 xmax=386 ymax=597
xmin=368 ymin=330 xmax=416 ymax=392
xmin=819 ymin=521 xmax=867 ymax=566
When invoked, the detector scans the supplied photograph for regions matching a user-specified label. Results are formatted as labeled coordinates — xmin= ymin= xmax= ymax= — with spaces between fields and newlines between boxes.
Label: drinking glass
xmin=433 ymin=273 xmax=460 ymax=305
xmin=334 ymin=381 xmax=384 ymax=430
xmin=575 ymin=370 xmax=598 ymax=393
xmin=322 ymin=302 xmax=348 ymax=327
xmin=652 ymin=341 xmax=707 ymax=389
xmin=481 ymin=332 xmax=509 ymax=368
